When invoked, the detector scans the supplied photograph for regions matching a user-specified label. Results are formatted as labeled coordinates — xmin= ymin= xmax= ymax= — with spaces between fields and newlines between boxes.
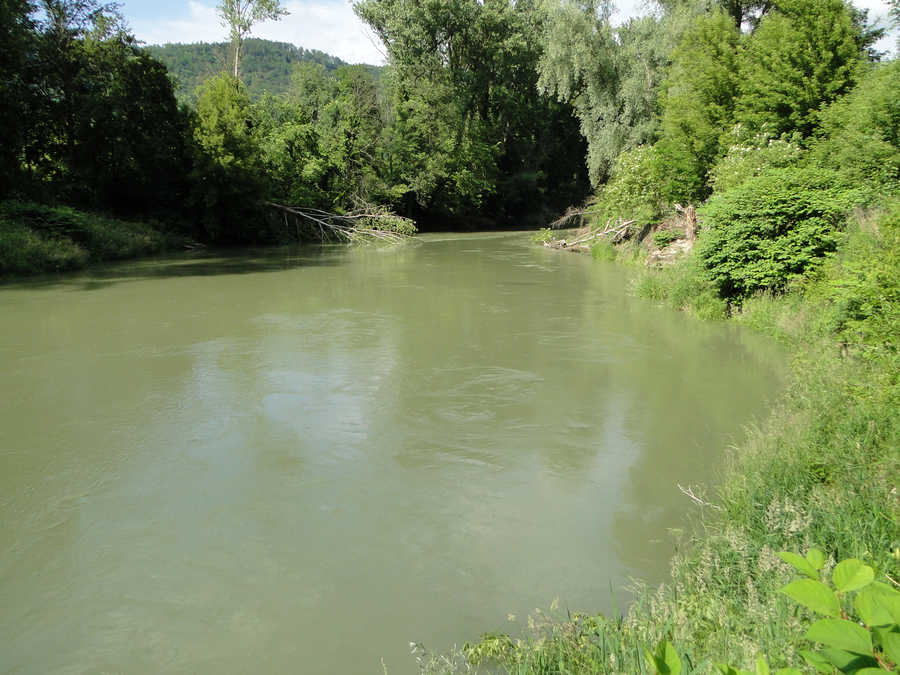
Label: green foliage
xmin=698 ymin=167 xmax=866 ymax=298
xmin=590 ymin=239 xmax=617 ymax=261
xmin=355 ymin=0 xmax=589 ymax=226
xmin=735 ymin=0 xmax=867 ymax=139
xmin=531 ymin=227 xmax=554 ymax=244
xmin=811 ymin=60 xmax=900 ymax=193
xmin=216 ymin=0 xmax=286 ymax=78
xmin=0 ymin=0 xmax=35 ymax=196
xmin=821 ymin=202 xmax=900 ymax=357
xmin=709 ymin=130 xmax=805 ymax=194
xmin=634 ymin=255 xmax=728 ymax=320
xmin=646 ymin=639 xmax=683 ymax=674
xmin=778 ymin=549 xmax=900 ymax=673
xmin=653 ymin=9 xmax=741 ymax=203
xmin=0 ymin=200 xmax=177 ymax=274
xmin=148 ymin=39 xmax=354 ymax=102
xmin=537 ymin=2 xmax=670 ymax=186
xmin=653 ymin=229 xmax=681 ymax=249
xmin=192 ymin=74 xmax=268 ymax=242
xmin=590 ymin=145 xmax=663 ymax=226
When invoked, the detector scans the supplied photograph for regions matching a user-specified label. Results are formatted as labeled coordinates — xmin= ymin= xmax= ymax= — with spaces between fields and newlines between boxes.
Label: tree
xmin=656 ymin=0 xmax=772 ymax=30
xmin=537 ymin=0 xmax=711 ymax=186
xmin=735 ymin=0 xmax=867 ymax=139
xmin=192 ymin=73 xmax=267 ymax=241
xmin=0 ymin=0 xmax=36 ymax=195
xmin=890 ymin=0 xmax=900 ymax=50
xmin=653 ymin=9 xmax=741 ymax=202
xmin=216 ymin=0 xmax=286 ymax=80
xmin=354 ymin=0 xmax=588 ymax=225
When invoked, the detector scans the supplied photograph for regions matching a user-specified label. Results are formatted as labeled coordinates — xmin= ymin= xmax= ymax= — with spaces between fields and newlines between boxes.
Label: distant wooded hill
xmin=147 ymin=39 xmax=378 ymax=100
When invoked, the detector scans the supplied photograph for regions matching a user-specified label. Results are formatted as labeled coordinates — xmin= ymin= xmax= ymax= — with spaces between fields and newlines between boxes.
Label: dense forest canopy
xmin=148 ymin=39 xmax=358 ymax=101
xmin=0 ymin=0 xmax=897 ymax=249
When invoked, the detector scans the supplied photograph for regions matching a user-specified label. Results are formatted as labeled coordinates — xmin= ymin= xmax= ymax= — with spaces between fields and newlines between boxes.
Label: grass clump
xmin=590 ymin=239 xmax=617 ymax=261
xmin=0 ymin=201 xmax=180 ymax=276
xmin=633 ymin=256 xmax=728 ymax=320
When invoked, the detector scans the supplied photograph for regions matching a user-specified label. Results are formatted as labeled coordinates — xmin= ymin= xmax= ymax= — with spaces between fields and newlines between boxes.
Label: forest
xmin=1 ymin=0 xmax=899 ymax=672
xmin=148 ymin=39 xmax=354 ymax=102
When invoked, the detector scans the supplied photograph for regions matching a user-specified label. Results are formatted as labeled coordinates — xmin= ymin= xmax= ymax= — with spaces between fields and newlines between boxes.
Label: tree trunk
xmin=232 ymin=37 xmax=241 ymax=79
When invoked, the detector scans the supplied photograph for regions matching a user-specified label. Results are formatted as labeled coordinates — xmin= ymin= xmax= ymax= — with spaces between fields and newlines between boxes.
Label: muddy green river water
xmin=0 ymin=232 xmax=783 ymax=673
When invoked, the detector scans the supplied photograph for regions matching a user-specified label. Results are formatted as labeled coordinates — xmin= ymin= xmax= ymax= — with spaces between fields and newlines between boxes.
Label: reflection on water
xmin=0 ymin=233 xmax=783 ymax=674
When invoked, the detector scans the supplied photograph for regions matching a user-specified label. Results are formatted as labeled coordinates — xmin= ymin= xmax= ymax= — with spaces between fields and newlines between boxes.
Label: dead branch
xmin=550 ymin=206 xmax=592 ymax=230
xmin=677 ymin=483 xmax=723 ymax=511
xmin=266 ymin=202 xmax=416 ymax=244
xmin=544 ymin=218 xmax=636 ymax=250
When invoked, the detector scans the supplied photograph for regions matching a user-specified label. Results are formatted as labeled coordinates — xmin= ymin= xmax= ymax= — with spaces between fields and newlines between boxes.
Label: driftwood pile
xmin=544 ymin=218 xmax=636 ymax=252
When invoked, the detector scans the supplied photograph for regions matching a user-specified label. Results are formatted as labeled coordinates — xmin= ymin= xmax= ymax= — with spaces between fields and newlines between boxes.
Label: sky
xmin=121 ymin=0 xmax=897 ymax=66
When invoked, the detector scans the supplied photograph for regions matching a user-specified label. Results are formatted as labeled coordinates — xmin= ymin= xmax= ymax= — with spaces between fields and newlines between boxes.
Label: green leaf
xmin=853 ymin=670 xmax=893 ymax=674
xmin=806 ymin=549 xmax=826 ymax=571
xmin=773 ymin=670 xmax=803 ymax=675
xmin=807 ymin=618 xmax=873 ymax=655
xmin=882 ymin=630 xmax=900 ymax=666
xmin=648 ymin=642 xmax=682 ymax=675
xmin=856 ymin=582 xmax=900 ymax=626
xmin=659 ymin=641 xmax=682 ymax=675
xmin=778 ymin=551 xmax=819 ymax=580
xmin=819 ymin=648 xmax=878 ymax=671
xmin=715 ymin=666 xmax=742 ymax=675
xmin=855 ymin=586 xmax=895 ymax=627
xmin=755 ymin=656 xmax=770 ymax=675
xmin=832 ymin=559 xmax=875 ymax=593
xmin=780 ymin=579 xmax=842 ymax=617
xmin=800 ymin=649 xmax=834 ymax=673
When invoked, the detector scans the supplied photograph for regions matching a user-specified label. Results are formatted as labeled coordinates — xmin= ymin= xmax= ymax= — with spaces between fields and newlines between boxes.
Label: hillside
xmin=147 ymin=38 xmax=375 ymax=100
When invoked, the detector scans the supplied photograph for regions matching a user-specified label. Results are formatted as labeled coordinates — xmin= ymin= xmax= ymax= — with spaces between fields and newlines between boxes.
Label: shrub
xmin=697 ymin=168 xmax=866 ymax=298
xmin=709 ymin=128 xmax=805 ymax=194
xmin=811 ymin=61 xmax=900 ymax=192
xmin=590 ymin=146 xmax=663 ymax=227
xmin=0 ymin=200 xmax=177 ymax=275
xmin=652 ymin=229 xmax=681 ymax=248
xmin=531 ymin=227 xmax=554 ymax=244
xmin=0 ymin=222 xmax=88 ymax=274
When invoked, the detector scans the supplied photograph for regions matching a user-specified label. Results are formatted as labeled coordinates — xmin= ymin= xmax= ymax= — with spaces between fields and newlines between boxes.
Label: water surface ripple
xmin=0 ymin=233 xmax=783 ymax=673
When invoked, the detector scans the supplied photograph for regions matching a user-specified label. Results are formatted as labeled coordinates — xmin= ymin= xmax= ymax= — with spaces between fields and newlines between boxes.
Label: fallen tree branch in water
xmin=266 ymin=202 xmax=417 ymax=243
xmin=544 ymin=219 xmax=636 ymax=251
xmin=677 ymin=483 xmax=723 ymax=510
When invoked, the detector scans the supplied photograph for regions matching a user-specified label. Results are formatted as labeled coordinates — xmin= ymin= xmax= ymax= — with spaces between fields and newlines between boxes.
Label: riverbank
xmin=0 ymin=201 xmax=184 ymax=277
xmin=421 ymin=203 xmax=899 ymax=673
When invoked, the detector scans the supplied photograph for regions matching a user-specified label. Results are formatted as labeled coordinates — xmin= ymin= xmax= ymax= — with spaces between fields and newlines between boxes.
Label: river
xmin=0 ymin=232 xmax=783 ymax=674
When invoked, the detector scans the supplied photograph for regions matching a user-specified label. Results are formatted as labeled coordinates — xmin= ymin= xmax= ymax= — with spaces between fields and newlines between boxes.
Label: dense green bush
xmin=811 ymin=60 xmax=900 ymax=192
xmin=0 ymin=201 xmax=177 ymax=275
xmin=698 ymin=168 xmax=866 ymax=298
xmin=709 ymin=129 xmax=805 ymax=194
xmin=589 ymin=146 xmax=663 ymax=227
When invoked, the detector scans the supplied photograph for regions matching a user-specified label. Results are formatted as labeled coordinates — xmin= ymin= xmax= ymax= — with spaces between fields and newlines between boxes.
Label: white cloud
xmin=133 ymin=1 xmax=222 ymax=46
xmin=132 ymin=0 xmax=386 ymax=65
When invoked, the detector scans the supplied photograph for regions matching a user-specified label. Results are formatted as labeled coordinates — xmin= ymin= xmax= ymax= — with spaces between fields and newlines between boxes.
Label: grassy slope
xmin=419 ymin=204 xmax=899 ymax=673
xmin=0 ymin=201 xmax=182 ymax=277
